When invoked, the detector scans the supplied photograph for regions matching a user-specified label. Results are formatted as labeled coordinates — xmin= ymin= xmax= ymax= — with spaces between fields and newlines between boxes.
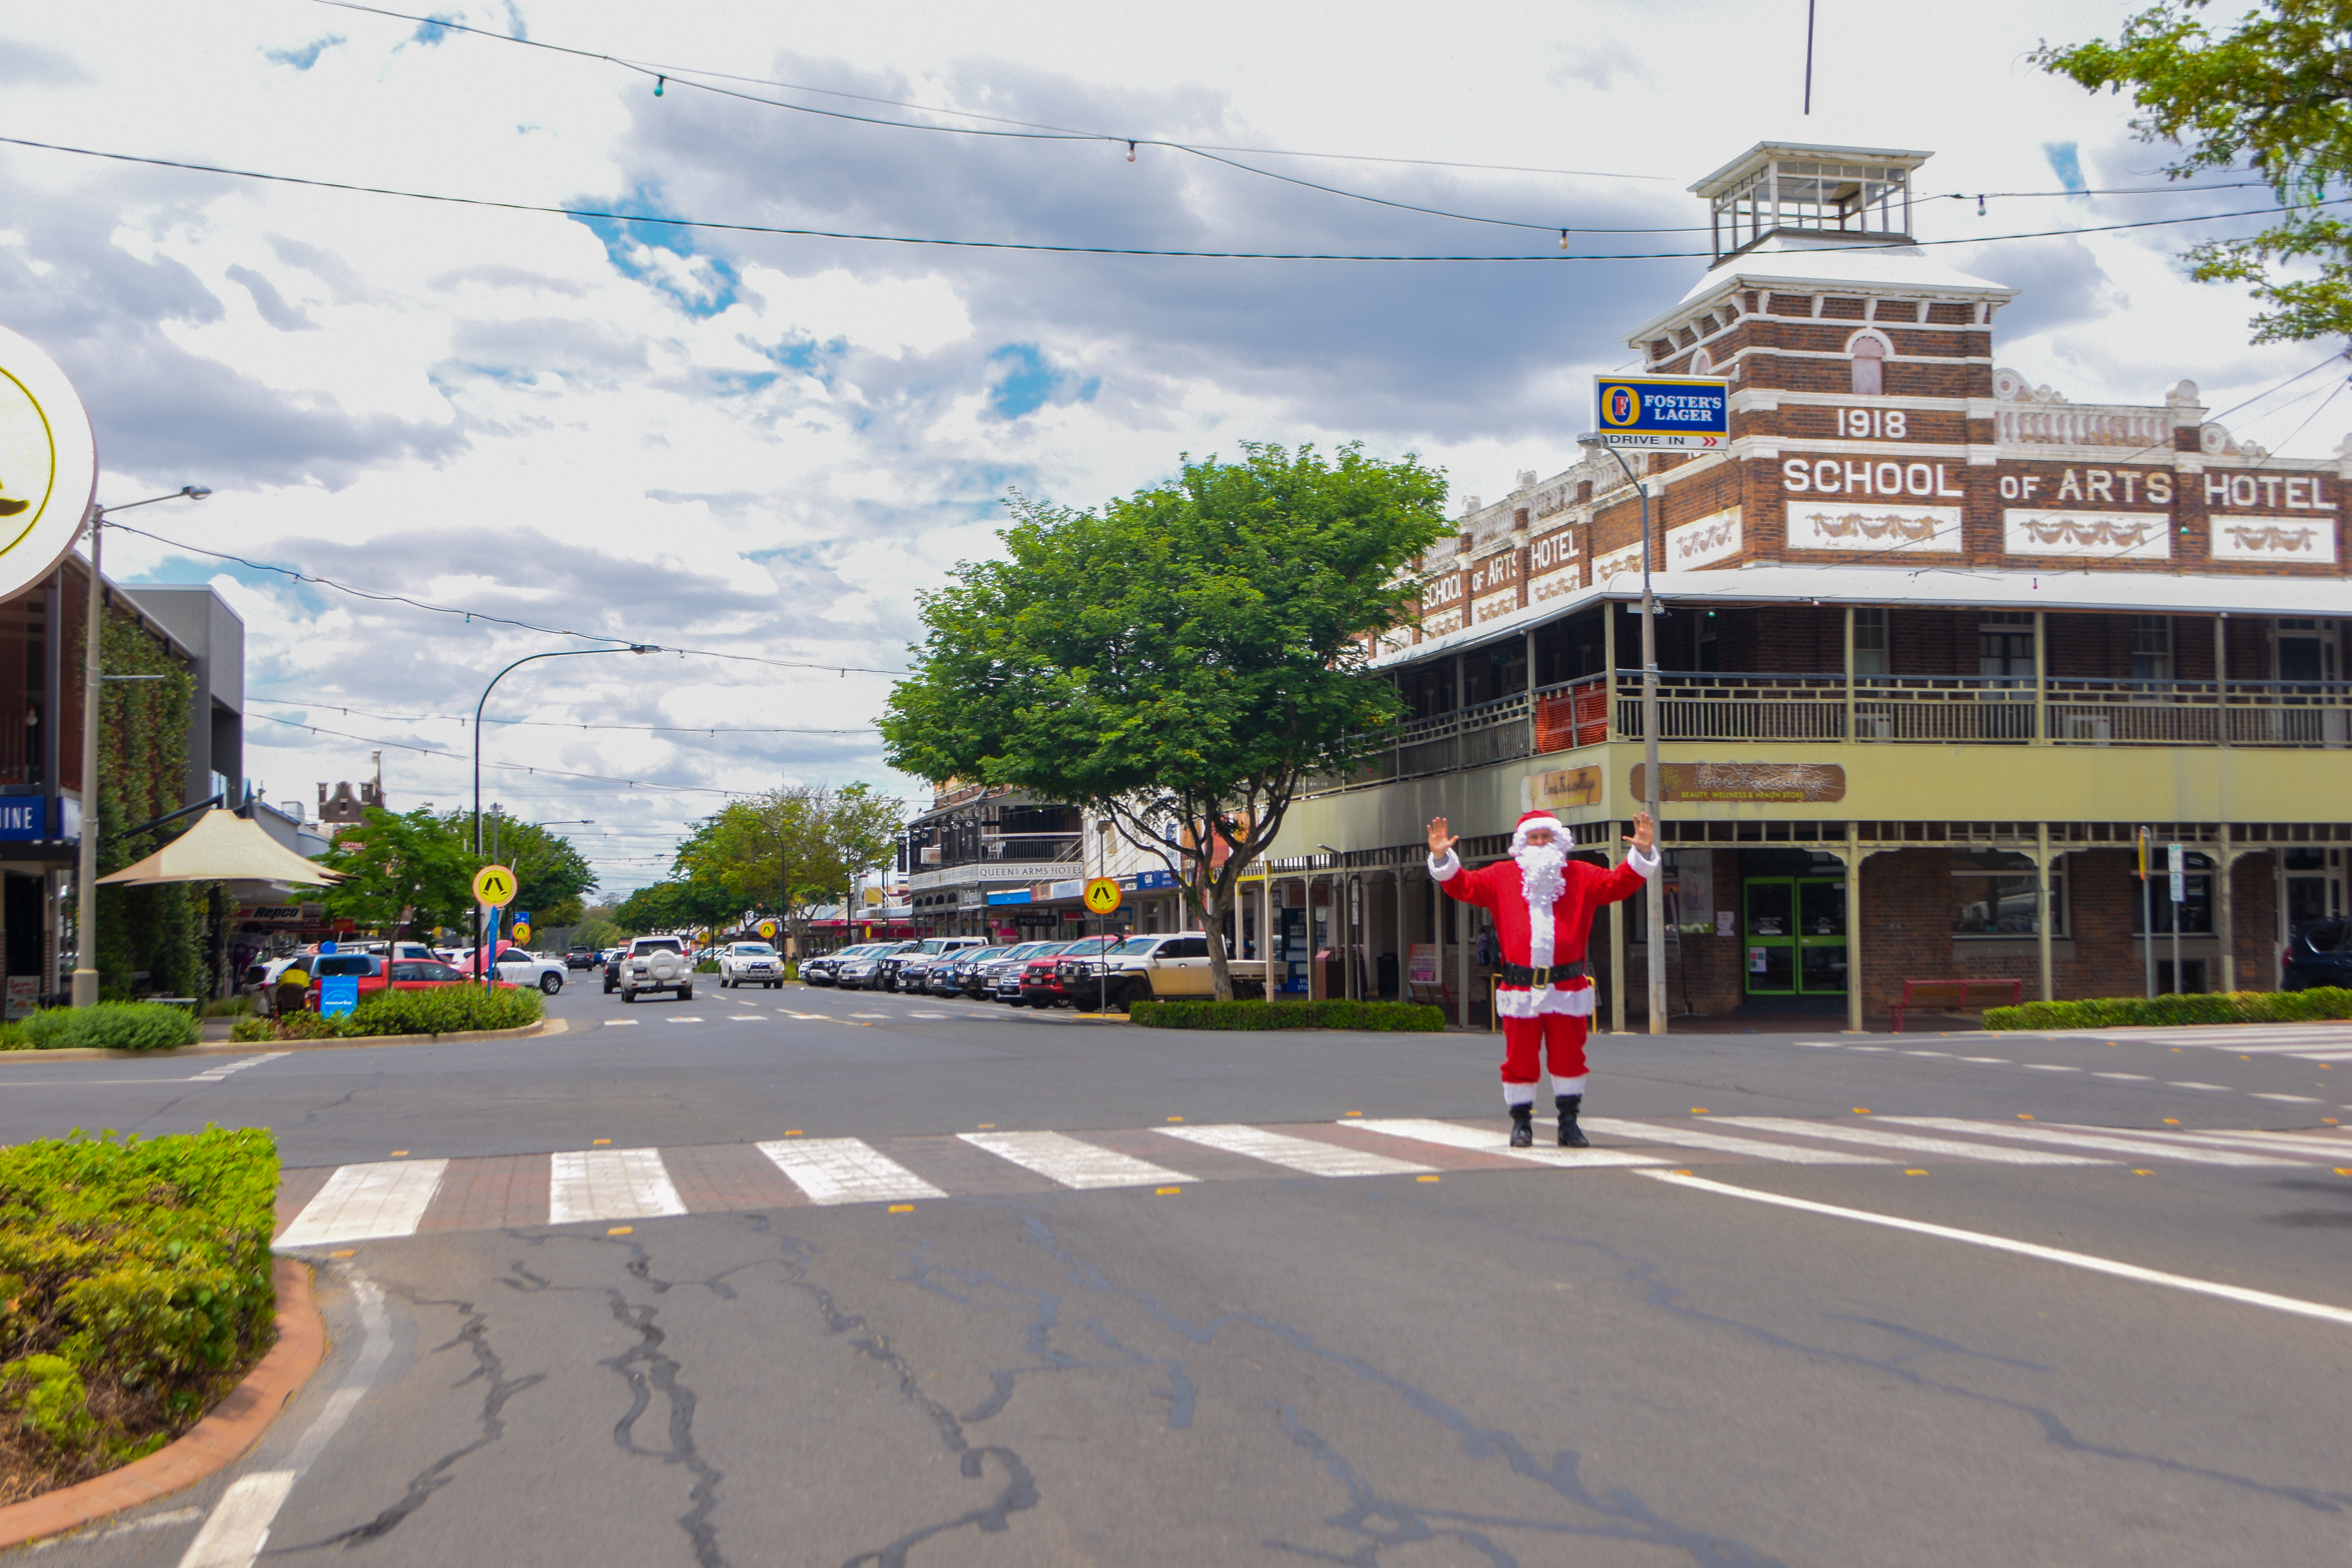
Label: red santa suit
xmin=1431 ymin=809 xmax=1657 ymax=1106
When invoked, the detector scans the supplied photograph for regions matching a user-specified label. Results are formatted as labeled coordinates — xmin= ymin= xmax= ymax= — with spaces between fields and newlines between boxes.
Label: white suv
xmin=620 ymin=936 xmax=694 ymax=1003
xmin=718 ymin=942 xmax=784 ymax=989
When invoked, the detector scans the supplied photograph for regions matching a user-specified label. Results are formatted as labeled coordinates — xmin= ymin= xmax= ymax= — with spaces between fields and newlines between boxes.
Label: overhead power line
xmin=250 ymin=710 xmax=761 ymax=795
xmin=2 ymin=134 xmax=2333 ymax=261
xmin=244 ymin=695 xmax=879 ymax=735
xmin=101 ymin=519 xmax=907 ymax=676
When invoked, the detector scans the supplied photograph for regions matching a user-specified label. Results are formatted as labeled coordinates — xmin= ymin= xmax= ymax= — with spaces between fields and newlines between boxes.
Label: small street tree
xmin=318 ymin=806 xmax=477 ymax=937
xmin=672 ymin=784 xmax=904 ymax=953
xmin=882 ymin=443 xmax=1447 ymax=1000
xmin=2038 ymin=2 xmax=2352 ymax=343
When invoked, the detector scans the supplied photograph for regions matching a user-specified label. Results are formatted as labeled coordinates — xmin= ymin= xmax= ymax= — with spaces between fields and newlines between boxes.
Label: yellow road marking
xmin=1416 ymin=1174 xmax=1441 ymax=1183
xmin=390 ymin=1150 xmax=408 ymax=1158
xmin=329 ymin=1249 xmax=356 ymax=1258
xmin=887 ymin=1204 xmax=913 ymax=1213
xmin=1155 ymin=1186 xmax=1181 ymax=1195
xmin=607 ymin=1226 xmax=633 ymax=1236
xmin=1904 ymin=1169 xmax=1928 ymax=1176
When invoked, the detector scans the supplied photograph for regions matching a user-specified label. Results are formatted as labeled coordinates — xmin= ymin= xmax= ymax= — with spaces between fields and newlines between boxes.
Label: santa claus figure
xmin=1427 ymin=808 xmax=1658 ymax=1148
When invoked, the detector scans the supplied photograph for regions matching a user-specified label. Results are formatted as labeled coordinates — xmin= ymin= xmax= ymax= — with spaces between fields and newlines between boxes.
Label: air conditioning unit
xmin=2059 ymin=715 xmax=2112 ymax=744
xmin=1852 ymin=713 xmax=1895 ymax=740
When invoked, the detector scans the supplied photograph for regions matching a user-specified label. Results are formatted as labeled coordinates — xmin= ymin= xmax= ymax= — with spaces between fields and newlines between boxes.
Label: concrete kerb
xmin=0 ymin=1257 xmax=328 ymax=1551
xmin=0 ymin=1016 xmax=571 ymax=1063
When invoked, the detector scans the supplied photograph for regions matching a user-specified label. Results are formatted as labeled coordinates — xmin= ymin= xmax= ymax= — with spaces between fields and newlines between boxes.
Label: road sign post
xmin=1583 ymin=374 xmax=1727 ymax=1036
xmin=1084 ymin=878 xmax=1122 ymax=1012
xmin=472 ymin=864 xmax=516 ymax=983
xmin=2168 ymin=842 xmax=2187 ymax=995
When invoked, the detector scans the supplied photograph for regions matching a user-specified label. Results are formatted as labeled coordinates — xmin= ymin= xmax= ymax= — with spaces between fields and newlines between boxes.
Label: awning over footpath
xmin=98 ymin=808 xmax=343 ymax=887
xmin=1380 ymin=567 xmax=2352 ymax=671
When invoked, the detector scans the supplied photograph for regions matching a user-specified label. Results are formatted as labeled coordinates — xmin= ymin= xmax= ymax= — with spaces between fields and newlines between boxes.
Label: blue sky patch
xmin=570 ymin=190 xmax=741 ymax=317
xmin=2043 ymin=142 xmax=2087 ymax=194
xmin=764 ymin=334 xmax=848 ymax=379
xmin=264 ymin=35 xmax=345 ymax=69
xmin=987 ymin=343 xmax=1060 ymax=419
xmin=409 ymin=15 xmax=457 ymax=46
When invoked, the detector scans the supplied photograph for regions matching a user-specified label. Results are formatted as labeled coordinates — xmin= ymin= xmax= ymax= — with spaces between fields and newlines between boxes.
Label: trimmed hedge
xmin=0 ymin=1127 xmax=279 ymax=1501
xmin=14 ymin=1003 xmax=200 ymax=1054
xmin=1985 ymin=987 xmax=2352 ymax=1032
xmin=1130 ymin=998 xmax=1446 ymax=1032
xmin=230 ymin=985 xmax=544 ymax=1042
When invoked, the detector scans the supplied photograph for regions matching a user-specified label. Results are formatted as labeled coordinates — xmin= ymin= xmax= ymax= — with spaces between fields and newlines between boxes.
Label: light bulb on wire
xmin=1126 ymin=141 xmax=1137 ymax=162
xmin=655 ymin=75 xmax=665 ymax=97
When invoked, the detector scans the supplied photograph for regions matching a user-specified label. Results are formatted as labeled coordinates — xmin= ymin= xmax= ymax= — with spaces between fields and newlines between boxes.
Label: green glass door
xmin=1744 ymin=876 xmax=1847 ymax=996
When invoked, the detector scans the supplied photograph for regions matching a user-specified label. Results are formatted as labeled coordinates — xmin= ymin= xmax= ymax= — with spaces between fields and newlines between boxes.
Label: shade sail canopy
xmin=98 ymin=808 xmax=343 ymax=887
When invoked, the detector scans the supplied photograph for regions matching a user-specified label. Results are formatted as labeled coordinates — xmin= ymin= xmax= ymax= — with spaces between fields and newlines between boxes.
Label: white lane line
xmin=1901 ymin=1050 xmax=1951 ymax=1058
xmin=909 ymin=1012 xmax=949 ymax=1018
xmin=2024 ymin=1063 xmax=2081 ymax=1073
xmin=188 ymin=1052 xmax=290 ymax=1083
xmin=2093 ymin=1072 xmax=2151 ymax=1080
xmin=958 ymin=1130 xmax=1198 ymax=1189
xmin=758 ymin=1138 xmax=946 ymax=1205
xmin=605 ymin=1020 xmax=639 ymax=1027
xmin=2293 ymin=1050 xmax=2352 ymax=1062
xmin=667 ymin=1016 xmax=705 ymax=1024
xmin=850 ymin=1012 xmax=889 ymax=1019
xmin=276 ymin=1160 xmax=449 ymax=1247
xmin=1157 ymin=1123 xmax=1436 ymax=1177
xmin=1792 ymin=1041 xmax=1844 ymax=1048
xmin=1877 ymin=1118 xmax=2307 ymax=1168
xmin=1849 ymin=1046 xmax=1891 ymax=1053
xmin=1638 ymin=1170 xmax=2352 ymax=1330
xmin=175 ymin=1469 xmax=296 ymax=1568
xmin=2164 ymin=1082 xmax=2232 ymax=1092
xmin=2249 ymin=1092 xmax=2325 ymax=1103
xmin=783 ymin=1011 xmax=827 ymax=1019
xmin=1957 ymin=1056 xmax=2009 ymax=1064
xmin=1711 ymin=1118 xmax=2111 ymax=1165
xmin=548 ymin=1148 xmax=686 ymax=1224
xmin=2084 ymin=1125 xmax=2352 ymax=1158
xmin=726 ymin=1016 xmax=766 ymax=1023
xmin=1350 ymin=1118 xmax=1663 ymax=1169
xmin=1583 ymin=1117 xmax=1889 ymax=1165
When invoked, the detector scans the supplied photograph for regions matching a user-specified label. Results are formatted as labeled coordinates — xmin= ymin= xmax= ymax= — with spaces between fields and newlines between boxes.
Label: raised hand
xmin=1427 ymin=816 xmax=1459 ymax=857
xmin=1622 ymin=811 xmax=1655 ymax=855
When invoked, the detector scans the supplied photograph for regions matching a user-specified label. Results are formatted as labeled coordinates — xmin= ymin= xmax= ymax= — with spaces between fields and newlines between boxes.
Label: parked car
xmin=800 ymin=945 xmax=869 ymax=988
xmin=929 ymin=946 xmax=1006 ymax=997
xmin=491 ymin=948 xmax=567 ymax=995
xmin=837 ymin=942 xmax=917 ymax=991
xmin=566 ymin=945 xmax=598 ymax=971
xmin=2284 ymin=920 xmax=2352 ymax=991
xmin=299 ymin=952 xmax=510 ymax=1011
xmin=1020 ymin=935 xmax=1125 ymax=1009
xmin=997 ymin=941 xmax=1080 ymax=1006
xmin=618 ymin=935 xmax=693 ymax=1003
xmin=977 ymin=941 xmax=1055 ymax=1001
xmin=1075 ymin=932 xmax=1272 ymax=1008
xmin=718 ymin=941 xmax=784 ymax=989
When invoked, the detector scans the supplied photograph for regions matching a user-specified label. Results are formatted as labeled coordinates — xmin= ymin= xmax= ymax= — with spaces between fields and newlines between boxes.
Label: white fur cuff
xmin=1429 ymin=848 xmax=1461 ymax=880
xmin=1626 ymin=844 xmax=1661 ymax=878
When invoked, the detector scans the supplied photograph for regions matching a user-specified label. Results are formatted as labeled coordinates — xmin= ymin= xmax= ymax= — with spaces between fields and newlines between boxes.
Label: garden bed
xmin=0 ymin=1003 xmax=200 ymax=1054
xmin=0 ymin=1128 xmax=279 ymax=1506
xmin=1984 ymin=987 xmax=2352 ymax=1031
xmin=232 ymin=985 xmax=544 ymax=1042
xmin=1129 ymin=998 xmax=1445 ymax=1031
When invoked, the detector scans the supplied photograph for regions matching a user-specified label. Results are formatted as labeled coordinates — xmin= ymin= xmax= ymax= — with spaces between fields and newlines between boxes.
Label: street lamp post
xmin=1578 ymin=437 xmax=1668 ymax=1036
xmin=73 ymin=486 xmax=209 ymax=1008
xmin=471 ymin=647 xmax=653 ymax=976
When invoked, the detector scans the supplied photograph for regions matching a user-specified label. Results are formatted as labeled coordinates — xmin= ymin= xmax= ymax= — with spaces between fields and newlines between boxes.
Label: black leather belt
xmin=1499 ymin=961 xmax=1589 ymax=987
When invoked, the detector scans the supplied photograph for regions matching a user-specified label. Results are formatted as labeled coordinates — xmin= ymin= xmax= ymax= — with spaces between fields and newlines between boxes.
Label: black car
xmin=2283 ymin=920 xmax=2352 ymax=991
xmin=565 ymin=945 xmax=597 ymax=971
xmin=603 ymin=951 xmax=622 ymax=993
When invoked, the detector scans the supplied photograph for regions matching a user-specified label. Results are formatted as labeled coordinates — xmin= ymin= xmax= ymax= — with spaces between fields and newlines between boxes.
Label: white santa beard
xmin=1515 ymin=844 xmax=1567 ymax=965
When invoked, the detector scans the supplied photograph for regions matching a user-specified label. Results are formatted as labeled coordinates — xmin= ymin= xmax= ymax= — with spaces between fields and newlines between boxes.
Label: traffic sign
xmin=757 ymin=919 xmax=778 ymax=940
xmin=0 ymin=323 xmax=101 ymax=603
xmin=473 ymin=863 xmax=517 ymax=907
xmin=1589 ymin=374 xmax=1731 ymax=450
xmin=512 ymin=920 xmax=533 ymax=944
xmin=1083 ymin=877 xmax=1123 ymax=916
xmin=2168 ymin=843 xmax=2187 ymax=904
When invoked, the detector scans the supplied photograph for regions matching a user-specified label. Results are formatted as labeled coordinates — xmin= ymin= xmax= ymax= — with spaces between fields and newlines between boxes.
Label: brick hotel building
xmin=1260 ymin=142 xmax=2349 ymax=1030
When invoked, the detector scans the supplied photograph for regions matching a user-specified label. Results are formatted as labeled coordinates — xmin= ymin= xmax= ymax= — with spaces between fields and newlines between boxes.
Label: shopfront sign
xmin=0 ymin=323 xmax=100 ymax=603
xmin=1631 ymin=762 xmax=1847 ymax=804
xmin=1590 ymin=375 xmax=1730 ymax=450
xmin=1525 ymin=764 xmax=1602 ymax=810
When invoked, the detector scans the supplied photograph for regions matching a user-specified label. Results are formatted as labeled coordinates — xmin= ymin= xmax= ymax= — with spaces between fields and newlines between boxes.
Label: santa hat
xmin=1510 ymin=809 xmax=1571 ymax=853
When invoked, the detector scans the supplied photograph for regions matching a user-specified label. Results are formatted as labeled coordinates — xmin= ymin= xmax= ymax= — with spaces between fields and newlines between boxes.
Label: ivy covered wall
xmin=72 ymin=600 xmax=201 ymax=1000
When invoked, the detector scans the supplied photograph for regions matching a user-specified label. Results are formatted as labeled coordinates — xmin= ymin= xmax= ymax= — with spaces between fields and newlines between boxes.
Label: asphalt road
xmin=8 ymin=978 xmax=2350 ymax=1567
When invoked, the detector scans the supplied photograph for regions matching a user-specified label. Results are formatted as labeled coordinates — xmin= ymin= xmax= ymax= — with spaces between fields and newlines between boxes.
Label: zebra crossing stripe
xmin=1712 ymin=1118 xmax=2112 ymax=1165
xmin=1582 ymin=1117 xmax=1889 ymax=1165
xmin=278 ymin=1159 xmax=448 ymax=1247
xmin=758 ymin=1138 xmax=946 ymax=1205
xmin=1877 ymin=1117 xmax=2306 ymax=1167
xmin=1349 ymin=1118 xmax=1662 ymax=1169
xmin=2067 ymin=1125 xmax=2352 ymax=1159
xmin=548 ymin=1148 xmax=686 ymax=1224
xmin=958 ymin=1130 xmax=1198 ymax=1189
xmin=1158 ymin=1123 xmax=1436 ymax=1177
xmin=189 ymin=1052 xmax=289 ymax=1083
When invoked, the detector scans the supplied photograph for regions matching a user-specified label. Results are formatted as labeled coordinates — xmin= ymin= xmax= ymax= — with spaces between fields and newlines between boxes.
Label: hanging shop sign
xmin=1588 ymin=375 xmax=1730 ymax=450
xmin=0 ymin=323 xmax=100 ymax=603
xmin=1631 ymin=762 xmax=1847 ymax=804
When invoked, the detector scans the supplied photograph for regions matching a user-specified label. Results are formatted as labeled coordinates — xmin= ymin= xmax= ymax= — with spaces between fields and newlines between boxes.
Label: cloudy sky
xmin=3 ymin=0 xmax=2336 ymax=896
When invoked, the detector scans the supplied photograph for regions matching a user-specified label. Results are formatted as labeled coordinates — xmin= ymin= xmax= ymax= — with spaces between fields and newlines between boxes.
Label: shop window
xmin=1697 ymin=612 xmax=1720 ymax=672
xmin=2129 ymin=615 xmax=2172 ymax=682
xmin=1979 ymin=612 xmax=2034 ymax=684
xmin=2131 ymin=850 xmax=2214 ymax=935
xmin=1853 ymin=608 xmax=1888 ymax=676
xmin=1952 ymin=850 xmax=2064 ymax=937
xmin=1849 ymin=335 xmax=1886 ymax=396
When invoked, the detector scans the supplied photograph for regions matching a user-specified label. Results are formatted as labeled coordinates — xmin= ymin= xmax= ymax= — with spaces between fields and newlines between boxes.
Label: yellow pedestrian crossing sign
xmin=1083 ymin=877 xmax=1122 ymax=915
xmin=473 ymin=864 xmax=517 ymax=907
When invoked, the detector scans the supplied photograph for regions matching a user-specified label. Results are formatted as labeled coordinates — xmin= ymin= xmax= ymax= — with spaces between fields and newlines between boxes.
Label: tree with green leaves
xmin=317 ymin=807 xmax=478 ymax=937
xmin=479 ymin=814 xmax=598 ymax=930
xmin=673 ymin=784 xmax=904 ymax=953
xmin=881 ymin=443 xmax=1448 ymax=1000
xmin=613 ymin=877 xmax=738 ymax=937
xmin=2038 ymin=2 xmax=2352 ymax=343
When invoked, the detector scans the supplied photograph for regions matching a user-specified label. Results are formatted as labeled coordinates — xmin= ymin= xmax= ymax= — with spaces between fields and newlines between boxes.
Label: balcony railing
xmin=1305 ymin=670 xmax=2352 ymax=796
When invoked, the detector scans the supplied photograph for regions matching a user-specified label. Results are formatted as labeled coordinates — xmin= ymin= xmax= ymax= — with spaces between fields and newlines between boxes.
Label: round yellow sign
xmin=1083 ymin=877 xmax=1122 ymax=916
xmin=472 ymin=863 xmax=517 ymax=907
xmin=757 ymin=919 xmax=778 ymax=940
xmin=0 ymin=323 xmax=100 ymax=604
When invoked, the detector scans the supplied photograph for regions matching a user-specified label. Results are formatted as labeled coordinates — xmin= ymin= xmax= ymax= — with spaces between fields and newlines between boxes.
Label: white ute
xmin=718 ymin=941 xmax=784 ymax=989
xmin=1086 ymin=933 xmax=1268 ymax=1009
xmin=621 ymin=936 xmax=694 ymax=1003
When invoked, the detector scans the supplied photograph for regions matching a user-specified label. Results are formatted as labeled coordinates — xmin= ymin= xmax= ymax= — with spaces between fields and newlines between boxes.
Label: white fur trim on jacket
xmin=1495 ymin=981 xmax=1597 ymax=1019
xmin=1626 ymin=843 xmax=1661 ymax=877
xmin=1428 ymin=848 xmax=1462 ymax=880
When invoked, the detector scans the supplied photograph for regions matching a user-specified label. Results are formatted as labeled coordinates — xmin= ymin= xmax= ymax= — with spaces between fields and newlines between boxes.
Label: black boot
xmin=1556 ymin=1094 xmax=1589 ymax=1149
xmin=1508 ymin=1103 xmax=1535 ymax=1148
